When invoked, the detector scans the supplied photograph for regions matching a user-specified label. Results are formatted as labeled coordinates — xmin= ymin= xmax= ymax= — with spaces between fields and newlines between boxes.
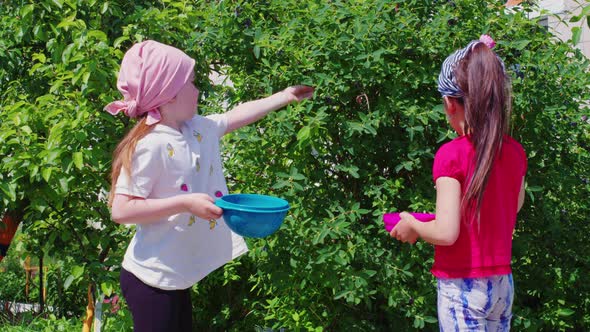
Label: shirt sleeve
xmin=432 ymin=142 xmax=464 ymax=184
xmin=115 ymin=139 xmax=163 ymax=198
xmin=204 ymin=113 xmax=229 ymax=139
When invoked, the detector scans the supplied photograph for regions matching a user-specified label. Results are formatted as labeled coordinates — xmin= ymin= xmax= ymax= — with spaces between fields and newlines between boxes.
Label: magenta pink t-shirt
xmin=431 ymin=135 xmax=527 ymax=278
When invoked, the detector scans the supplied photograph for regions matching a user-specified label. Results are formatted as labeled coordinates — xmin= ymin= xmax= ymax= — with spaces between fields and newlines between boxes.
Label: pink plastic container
xmin=383 ymin=212 xmax=436 ymax=232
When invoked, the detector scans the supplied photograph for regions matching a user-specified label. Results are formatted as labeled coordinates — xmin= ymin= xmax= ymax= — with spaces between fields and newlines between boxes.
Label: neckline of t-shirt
xmin=153 ymin=123 xmax=190 ymax=136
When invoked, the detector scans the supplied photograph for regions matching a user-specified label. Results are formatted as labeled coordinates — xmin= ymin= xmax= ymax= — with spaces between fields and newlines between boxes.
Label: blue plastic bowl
xmin=216 ymin=194 xmax=289 ymax=210
xmin=215 ymin=194 xmax=290 ymax=238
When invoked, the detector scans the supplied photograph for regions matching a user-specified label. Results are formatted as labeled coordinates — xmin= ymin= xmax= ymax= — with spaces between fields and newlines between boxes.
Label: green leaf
xmin=59 ymin=177 xmax=69 ymax=193
xmin=413 ymin=316 xmax=423 ymax=329
xmin=312 ymin=228 xmax=329 ymax=245
xmin=296 ymin=126 xmax=311 ymax=142
xmin=253 ymin=45 xmax=261 ymax=59
xmin=578 ymin=4 xmax=590 ymax=20
xmin=50 ymin=80 xmax=64 ymax=94
xmin=570 ymin=15 xmax=582 ymax=23
xmin=33 ymin=198 xmax=48 ymax=213
xmin=57 ymin=15 xmax=76 ymax=30
xmin=64 ymin=275 xmax=74 ymax=290
xmin=101 ymin=1 xmax=109 ymax=14
xmin=73 ymin=152 xmax=84 ymax=169
xmin=557 ymin=308 xmax=575 ymax=317
xmin=32 ymin=53 xmax=47 ymax=63
xmin=512 ymin=39 xmax=531 ymax=50
xmin=87 ymin=30 xmax=107 ymax=42
xmin=46 ymin=149 xmax=62 ymax=164
xmin=334 ymin=252 xmax=347 ymax=265
xmin=21 ymin=126 xmax=32 ymax=135
xmin=401 ymin=270 xmax=414 ymax=277
xmin=71 ymin=265 xmax=84 ymax=279
xmin=292 ymin=182 xmax=304 ymax=191
xmin=572 ymin=27 xmax=582 ymax=45
xmin=82 ymin=71 xmax=91 ymax=85
xmin=42 ymin=168 xmax=52 ymax=182
xmin=100 ymin=282 xmax=113 ymax=297
xmin=291 ymin=174 xmax=305 ymax=181
xmin=114 ymin=35 xmax=129 ymax=49
xmin=333 ymin=290 xmax=351 ymax=300
xmin=0 ymin=183 xmax=17 ymax=202
xmin=20 ymin=4 xmax=35 ymax=20
xmin=61 ymin=43 xmax=75 ymax=64
xmin=272 ymin=180 xmax=289 ymax=189
xmin=51 ymin=0 xmax=63 ymax=9
xmin=526 ymin=185 xmax=543 ymax=192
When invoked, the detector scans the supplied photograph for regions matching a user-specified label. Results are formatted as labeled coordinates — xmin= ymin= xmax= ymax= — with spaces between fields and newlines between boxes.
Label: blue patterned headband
xmin=437 ymin=35 xmax=504 ymax=98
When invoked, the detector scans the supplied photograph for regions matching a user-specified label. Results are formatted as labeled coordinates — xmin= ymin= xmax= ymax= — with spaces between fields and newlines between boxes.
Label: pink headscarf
xmin=104 ymin=40 xmax=196 ymax=125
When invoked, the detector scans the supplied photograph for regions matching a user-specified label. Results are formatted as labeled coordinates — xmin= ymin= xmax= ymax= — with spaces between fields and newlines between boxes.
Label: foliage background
xmin=0 ymin=0 xmax=589 ymax=330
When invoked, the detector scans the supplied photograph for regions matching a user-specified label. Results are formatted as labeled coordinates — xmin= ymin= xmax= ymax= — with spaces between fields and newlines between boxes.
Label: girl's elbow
xmin=438 ymin=239 xmax=456 ymax=246
xmin=111 ymin=214 xmax=124 ymax=224
xmin=439 ymin=232 xmax=459 ymax=246
xmin=110 ymin=198 xmax=136 ymax=224
xmin=110 ymin=210 xmax=129 ymax=224
xmin=517 ymin=198 xmax=525 ymax=213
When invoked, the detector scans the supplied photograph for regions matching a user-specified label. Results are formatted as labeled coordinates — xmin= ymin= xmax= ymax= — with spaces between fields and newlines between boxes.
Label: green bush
xmin=1 ymin=313 xmax=81 ymax=332
xmin=0 ymin=245 xmax=87 ymax=323
xmin=0 ymin=253 xmax=27 ymax=304
xmin=0 ymin=0 xmax=589 ymax=330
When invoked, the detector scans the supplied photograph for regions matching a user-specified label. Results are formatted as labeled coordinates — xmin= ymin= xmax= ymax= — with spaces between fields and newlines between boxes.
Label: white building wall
xmin=534 ymin=0 xmax=590 ymax=57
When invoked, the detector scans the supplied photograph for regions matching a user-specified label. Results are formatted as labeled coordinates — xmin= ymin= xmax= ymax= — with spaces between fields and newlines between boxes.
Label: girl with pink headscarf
xmin=106 ymin=40 xmax=314 ymax=331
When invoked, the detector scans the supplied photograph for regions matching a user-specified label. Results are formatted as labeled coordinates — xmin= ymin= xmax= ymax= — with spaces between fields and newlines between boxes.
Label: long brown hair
xmin=108 ymin=116 xmax=154 ymax=206
xmin=454 ymin=43 xmax=511 ymax=222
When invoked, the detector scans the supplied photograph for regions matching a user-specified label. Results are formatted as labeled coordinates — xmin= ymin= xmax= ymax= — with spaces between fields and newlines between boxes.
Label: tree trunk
xmin=39 ymin=254 xmax=44 ymax=313
xmin=82 ymin=284 xmax=95 ymax=332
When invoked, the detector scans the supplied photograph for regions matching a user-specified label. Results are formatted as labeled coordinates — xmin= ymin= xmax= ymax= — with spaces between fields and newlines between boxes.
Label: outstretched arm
xmin=224 ymin=85 xmax=314 ymax=134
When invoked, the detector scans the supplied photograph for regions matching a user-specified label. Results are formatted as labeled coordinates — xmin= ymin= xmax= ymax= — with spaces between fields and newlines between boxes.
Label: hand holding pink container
xmin=383 ymin=212 xmax=435 ymax=232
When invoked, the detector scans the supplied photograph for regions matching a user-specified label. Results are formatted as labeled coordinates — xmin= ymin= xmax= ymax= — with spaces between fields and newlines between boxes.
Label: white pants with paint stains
xmin=437 ymin=274 xmax=513 ymax=332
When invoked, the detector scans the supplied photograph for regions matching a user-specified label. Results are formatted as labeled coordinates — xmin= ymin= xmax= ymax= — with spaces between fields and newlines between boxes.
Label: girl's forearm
xmin=111 ymin=194 xmax=188 ymax=225
xmin=416 ymin=177 xmax=461 ymax=246
xmin=412 ymin=219 xmax=459 ymax=246
xmin=224 ymin=91 xmax=290 ymax=133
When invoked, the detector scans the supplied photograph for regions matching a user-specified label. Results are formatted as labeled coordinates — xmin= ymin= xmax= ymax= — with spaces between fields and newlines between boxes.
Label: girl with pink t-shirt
xmin=390 ymin=35 xmax=527 ymax=331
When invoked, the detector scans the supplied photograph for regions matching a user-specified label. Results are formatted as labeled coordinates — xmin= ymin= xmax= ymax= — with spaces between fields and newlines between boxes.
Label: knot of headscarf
xmin=104 ymin=40 xmax=195 ymax=125
xmin=437 ymin=34 xmax=504 ymax=98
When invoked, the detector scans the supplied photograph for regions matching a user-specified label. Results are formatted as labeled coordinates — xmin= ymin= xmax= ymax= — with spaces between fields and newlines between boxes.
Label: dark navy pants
xmin=120 ymin=268 xmax=193 ymax=332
